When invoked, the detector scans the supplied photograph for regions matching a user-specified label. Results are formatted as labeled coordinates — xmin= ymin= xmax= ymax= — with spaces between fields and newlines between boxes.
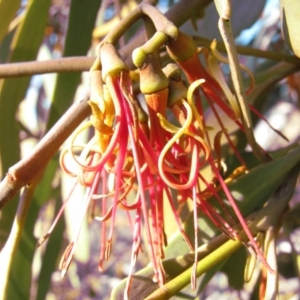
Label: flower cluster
xmin=39 ymin=5 xmax=269 ymax=297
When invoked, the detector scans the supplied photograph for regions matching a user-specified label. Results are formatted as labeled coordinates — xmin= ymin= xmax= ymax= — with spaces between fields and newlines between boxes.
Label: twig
xmin=0 ymin=57 xmax=95 ymax=78
xmin=1 ymin=34 xmax=298 ymax=80
xmin=215 ymin=0 xmax=268 ymax=162
xmin=0 ymin=94 xmax=91 ymax=209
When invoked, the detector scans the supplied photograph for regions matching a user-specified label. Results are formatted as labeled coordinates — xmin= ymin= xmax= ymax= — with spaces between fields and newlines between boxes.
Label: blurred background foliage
xmin=0 ymin=0 xmax=300 ymax=299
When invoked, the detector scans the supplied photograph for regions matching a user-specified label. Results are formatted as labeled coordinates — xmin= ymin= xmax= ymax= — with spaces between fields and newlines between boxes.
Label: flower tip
xmin=210 ymin=39 xmax=218 ymax=50
xmin=98 ymin=263 xmax=104 ymax=272
xmin=191 ymin=263 xmax=197 ymax=291
xmin=59 ymin=242 xmax=75 ymax=276
xmin=132 ymin=47 xmax=147 ymax=69
xmin=105 ymin=240 xmax=112 ymax=260
xmin=61 ymin=269 xmax=67 ymax=278
xmin=162 ymin=63 xmax=181 ymax=81
xmin=36 ymin=233 xmax=50 ymax=248
xmin=165 ymin=24 xmax=178 ymax=41
xmin=187 ymin=79 xmax=206 ymax=102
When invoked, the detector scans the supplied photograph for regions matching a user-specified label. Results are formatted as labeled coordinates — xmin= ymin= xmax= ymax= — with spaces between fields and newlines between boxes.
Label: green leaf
xmin=280 ymin=0 xmax=300 ymax=58
xmin=6 ymin=160 xmax=57 ymax=300
xmin=0 ymin=28 xmax=16 ymax=62
xmin=0 ymin=0 xmax=21 ymax=43
xmin=226 ymin=146 xmax=300 ymax=217
xmin=0 ymin=0 xmax=51 ymax=249
xmin=197 ymin=259 xmax=227 ymax=293
xmin=220 ymin=247 xmax=247 ymax=290
xmin=248 ymin=60 xmax=299 ymax=105
xmin=35 ymin=189 xmax=65 ymax=300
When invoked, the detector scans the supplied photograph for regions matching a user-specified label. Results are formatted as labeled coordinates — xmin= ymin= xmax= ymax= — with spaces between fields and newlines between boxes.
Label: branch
xmin=0 ymin=57 xmax=95 ymax=78
xmin=0 ymin=95 xmax=91 ymax=209
xmin=216 ymin=2 xmax=267 ymax=162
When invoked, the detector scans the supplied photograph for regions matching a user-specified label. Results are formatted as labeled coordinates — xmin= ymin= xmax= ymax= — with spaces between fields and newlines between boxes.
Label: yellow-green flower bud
xmin=167 ymin=79 xmax=188 ymax=108
xmin=139 ymin=54 xmax=169 ymax=94
xmin=162 ymin=63 xmax=182 ymax=81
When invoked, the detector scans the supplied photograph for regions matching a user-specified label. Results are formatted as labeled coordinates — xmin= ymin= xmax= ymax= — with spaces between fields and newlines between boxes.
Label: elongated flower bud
xmin=139 ymin=54 xmax=169 ymax=95
xmin=162 ymin=63 xmax=181 ymax=81
xmin=139 ymin=55 xmax=169 ymax=146
xmin=167 ymin=79 xmax=188 ymax=108
xmin=99 ymin=43 xmax=129 ymax=81
xmin=162 ymin=63 xmax=187 ymax=108
xmin=167 ymin=30 xmax=195 ymax=62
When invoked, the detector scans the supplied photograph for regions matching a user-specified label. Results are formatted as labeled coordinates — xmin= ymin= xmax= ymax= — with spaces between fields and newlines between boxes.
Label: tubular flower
xmin=37 ymin=15 xmax=278 ymax=297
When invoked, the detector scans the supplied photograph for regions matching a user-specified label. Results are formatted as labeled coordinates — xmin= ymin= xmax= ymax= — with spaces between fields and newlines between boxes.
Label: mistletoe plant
xmin=0 ymin=0 xmax=300 ymax=299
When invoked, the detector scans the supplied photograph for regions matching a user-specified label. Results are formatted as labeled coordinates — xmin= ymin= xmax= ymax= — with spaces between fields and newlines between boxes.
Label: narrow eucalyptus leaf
xmin=0 ymin=0 xmax=21 ymax=43
xmin=6 ymin=160 xmax=57 ymax=299
xmin=0 ymin=0 xmax=51 ymax=248
xmin=220 ymin=247 xmax=247 ymax=290
xmin=280 ymin=0 xmax=300 ymax=58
